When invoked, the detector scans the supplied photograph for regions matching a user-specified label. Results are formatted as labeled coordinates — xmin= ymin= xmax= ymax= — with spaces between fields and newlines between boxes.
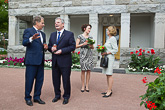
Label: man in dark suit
xmin=48 ymin=17 xmax=76 ymax=105
xmin=22 ymin=16 xmax=48 ymax=106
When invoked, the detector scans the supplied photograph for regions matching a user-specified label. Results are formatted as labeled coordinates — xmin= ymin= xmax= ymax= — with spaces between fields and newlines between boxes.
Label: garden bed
xmin=125 ymin=68 xmax=158 ymax=75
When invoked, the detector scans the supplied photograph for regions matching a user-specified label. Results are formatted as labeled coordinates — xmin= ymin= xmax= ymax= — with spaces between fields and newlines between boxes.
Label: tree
xmin=0 ymin=0 xmax=8 ymax=48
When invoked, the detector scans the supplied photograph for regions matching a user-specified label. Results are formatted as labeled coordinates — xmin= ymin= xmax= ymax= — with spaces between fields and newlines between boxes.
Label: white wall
xmin=131 ymin=16 xmax=151 ymax=48
xmin=70 ymin=16 xmax=89 ymax=40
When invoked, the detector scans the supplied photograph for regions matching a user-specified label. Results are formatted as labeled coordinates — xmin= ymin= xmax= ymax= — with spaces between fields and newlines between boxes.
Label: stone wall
xmin=120 ymin=47 xmax=165 ymax=68
xmin=9 ymin=0 xmax=165 ymax=16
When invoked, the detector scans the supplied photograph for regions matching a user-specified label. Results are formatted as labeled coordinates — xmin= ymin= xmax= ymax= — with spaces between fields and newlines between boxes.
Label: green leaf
xmin=140 ymin=101 xmax=144 ymax=106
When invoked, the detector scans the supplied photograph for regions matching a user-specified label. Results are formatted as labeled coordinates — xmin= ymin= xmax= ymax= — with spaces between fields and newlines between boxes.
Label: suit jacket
xmin=48 ymin=29 xmax=76 ymax=67
xmin=22 ymin=27 xmax=46 ymax=65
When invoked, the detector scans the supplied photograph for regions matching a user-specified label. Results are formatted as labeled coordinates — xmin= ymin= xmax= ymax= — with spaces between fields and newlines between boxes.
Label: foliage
xmin=0 ymin=49 xmax=7 ymax=54
xmin=96 ymin=45 xmax=107 ymax=53
xmin=86 ymin=38 xmax=95 ymax=45
xmin=0 ymin=57 xmax=25 ymax=66
xmin=140 ymin=67 xmax=165 ymax=110
xmin=0 ymin=52 xmax=81 ymax=69
xmin=71 ymin=51 xmax=80 ymax=69
xmin=0 ymin=0 xmax=8 ymax=33
xmin=0 ymin=40 xmax=8 ymax=49
xmin=128 ymin=49 xmax=161 ymax=72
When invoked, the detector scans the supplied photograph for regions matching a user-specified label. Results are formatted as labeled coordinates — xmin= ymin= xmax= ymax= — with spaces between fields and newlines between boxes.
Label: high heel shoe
xmin=101 ymin=92 xmax=107 ymax=95
xmin=81 ymin=89 xmax=85 ymax=92
xmin=86 ymin=89 xmax=90 ymax=92
xmin=101 ymin=90 xmax=112 ymax=95
xmin=85 ymin=86 xmax=89 ymax=92
xmin=102 ymin=92 xmax=112 ymax=98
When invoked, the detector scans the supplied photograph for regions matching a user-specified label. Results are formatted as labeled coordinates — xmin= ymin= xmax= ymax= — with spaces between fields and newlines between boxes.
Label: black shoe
xmin=86 ymin=89 xmax=90 ymax=92
xmin=26 ymin=100 xmax=33 ymax=106
xmin=81 ymin=89 xmax=85 ymax=92
xmin=103 ymin=92 xmax=112 ymax=98
xmin=101 ymin=92 xmax=107 ymax=95
xmin=52 ymin=97 xmax=60 ymax=102
xmin=34 ymin=99 xmax=45 ymax=104
xmin=101 ymin=90 xmax=112 ymax=95
xmin=63 ymin=99 xmax=69 ymax=105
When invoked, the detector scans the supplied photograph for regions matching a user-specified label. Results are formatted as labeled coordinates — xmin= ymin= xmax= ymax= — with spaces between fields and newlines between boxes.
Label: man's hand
xmin=51 ymin=46 xmax=57 ymax=52
xmin=32 ymin=33 xmax=40 ymax=40
xmin=54 ymin=49 xmax=62 ymax=55
xmin=43 ymin=43 xmax=48 ymax=50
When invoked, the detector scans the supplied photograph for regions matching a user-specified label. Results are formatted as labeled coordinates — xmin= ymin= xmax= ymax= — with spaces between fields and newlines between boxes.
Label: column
xmin=89 ymin=13 xmax=98 ymax=47
xmin=8 ymin=16 xmax=18 ymax=46
xmin=120 ymin=13 xmax=130 ymax=48
xmin=60 ymin=15 xmax=70 ymax=30
xmin=154 ymin=13 xmax=165 ymax=48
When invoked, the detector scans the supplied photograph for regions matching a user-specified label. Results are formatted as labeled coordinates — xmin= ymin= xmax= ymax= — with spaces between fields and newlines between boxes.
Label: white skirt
xmin=102 ymin=54 xmax=115 ymax=75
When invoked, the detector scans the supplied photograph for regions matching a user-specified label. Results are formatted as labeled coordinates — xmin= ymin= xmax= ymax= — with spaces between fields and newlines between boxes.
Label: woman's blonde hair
xmin=107 ymin=26 xmax=117 ymax=36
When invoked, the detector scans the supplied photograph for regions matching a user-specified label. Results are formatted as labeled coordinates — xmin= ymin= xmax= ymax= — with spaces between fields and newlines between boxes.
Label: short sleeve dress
xmin=102 ymin=36 xmax=118 ymax=75
xmin=77 ymin=34 xmax=94 ymax=71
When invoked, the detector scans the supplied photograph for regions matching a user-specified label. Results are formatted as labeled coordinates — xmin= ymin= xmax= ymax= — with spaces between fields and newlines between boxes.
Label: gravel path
xmin=0 ymin=68 xmax=158 ymax=110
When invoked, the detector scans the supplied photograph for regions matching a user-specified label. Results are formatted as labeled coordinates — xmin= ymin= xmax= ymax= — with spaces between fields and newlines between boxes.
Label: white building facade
xmin=8 ymin=0 xmax=165 ymax=68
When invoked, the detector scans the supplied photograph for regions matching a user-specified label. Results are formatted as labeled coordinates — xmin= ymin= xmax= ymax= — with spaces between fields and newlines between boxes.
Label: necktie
xmin=37 ymin=30 xmax=41 ymax=41
xmin=57 ymin=32 xmax=61 ymax=44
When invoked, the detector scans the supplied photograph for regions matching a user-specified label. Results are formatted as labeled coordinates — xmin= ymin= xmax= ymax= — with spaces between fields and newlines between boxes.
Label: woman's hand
xmin=83 ymin=41 xmax=88 ymax=46
xmin=89 ymin=44 xmax=94 ymax=49
xmin=101 ymin=52 xmax=107 ymax=56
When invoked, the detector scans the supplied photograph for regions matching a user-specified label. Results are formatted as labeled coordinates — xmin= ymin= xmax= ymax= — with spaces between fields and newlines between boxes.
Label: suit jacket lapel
xmin=54 ymin=32 xmax=57 ymax=44
xmin=32 ymin=27 xmax=43 ymax=45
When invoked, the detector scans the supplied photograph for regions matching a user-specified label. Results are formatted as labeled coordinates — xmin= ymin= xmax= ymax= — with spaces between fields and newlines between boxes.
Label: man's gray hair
xmin=55 ymin=17 xmax=65 ymax=24
xmin=33 ymin=16 xmax=44 ymax=25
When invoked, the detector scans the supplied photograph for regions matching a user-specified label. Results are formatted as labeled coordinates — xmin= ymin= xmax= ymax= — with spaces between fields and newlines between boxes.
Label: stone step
xmin=91 ymin=67 xmax=126 ymax=74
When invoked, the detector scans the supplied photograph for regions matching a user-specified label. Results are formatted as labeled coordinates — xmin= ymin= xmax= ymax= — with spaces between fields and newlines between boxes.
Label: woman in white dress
xmin=101 ymin=26 xmax=118 ymax=97
xmin=76 ymin=24 xmax=94 ymax=92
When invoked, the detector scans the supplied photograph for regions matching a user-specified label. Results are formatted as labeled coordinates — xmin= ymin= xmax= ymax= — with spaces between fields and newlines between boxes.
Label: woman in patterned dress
xmin=76 ymin=24 xmax=94 ymax=92
xmin=101 ymin=26 xmax=118 ymax=97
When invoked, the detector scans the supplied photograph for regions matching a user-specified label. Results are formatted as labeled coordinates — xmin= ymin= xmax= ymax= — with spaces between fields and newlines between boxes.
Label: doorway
xmin=103 ymin=26 xmax=121 ymax=59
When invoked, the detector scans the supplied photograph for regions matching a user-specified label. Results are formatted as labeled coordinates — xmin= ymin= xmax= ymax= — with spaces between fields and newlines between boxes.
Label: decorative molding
xmin=121 ymin=13 xmax=130 ymax=25
xmin=154 ymin=13 xmax=165 ymax=24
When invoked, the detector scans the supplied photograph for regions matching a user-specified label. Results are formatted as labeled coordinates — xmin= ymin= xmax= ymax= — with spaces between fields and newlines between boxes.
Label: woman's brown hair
xmin=81 ymin=24 xmax=92 ymax=32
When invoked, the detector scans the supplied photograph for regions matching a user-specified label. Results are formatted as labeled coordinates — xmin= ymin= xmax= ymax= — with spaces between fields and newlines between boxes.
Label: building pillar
xmin=154 ymin=13 xmax=165 ymax=48
xmin=60 ymin=15 xmax=70 ymax=30
xmin=8 ymin=16 xmax=18 ymax=46
xmin=120 ymin=13 xmax=130 ymax=48
xmin=89 ymin=13 xmax=98 ymax=47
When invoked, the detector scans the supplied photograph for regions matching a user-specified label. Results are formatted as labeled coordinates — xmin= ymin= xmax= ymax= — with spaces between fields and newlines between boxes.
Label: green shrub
xmin=128 ymin=49 xmax=161 ymax=72
xmin=140 ymin=67 xmax=165 ymax=110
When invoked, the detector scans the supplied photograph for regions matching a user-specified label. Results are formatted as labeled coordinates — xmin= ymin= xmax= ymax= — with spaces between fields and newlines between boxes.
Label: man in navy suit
xmin=23 ymin=16 xmax=48 ymax=106
xmin=48 ymin=17 xmax=76 ymax=104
